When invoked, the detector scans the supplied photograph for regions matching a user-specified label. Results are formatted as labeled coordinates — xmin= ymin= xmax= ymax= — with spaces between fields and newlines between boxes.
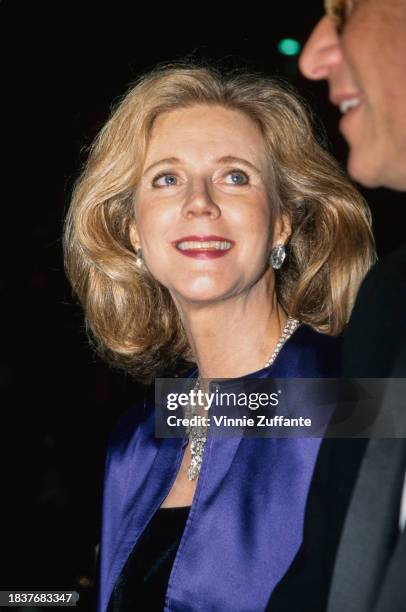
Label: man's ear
xmin=129 ymin=223 xmax=140 ymax=250
xmin=273 ymin=213 xmax=292 ymax=246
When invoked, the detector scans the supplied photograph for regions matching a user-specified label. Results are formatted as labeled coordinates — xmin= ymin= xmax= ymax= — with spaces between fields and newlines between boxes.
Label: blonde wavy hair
xmin=63 ymin=60 xmax=375 ymax=382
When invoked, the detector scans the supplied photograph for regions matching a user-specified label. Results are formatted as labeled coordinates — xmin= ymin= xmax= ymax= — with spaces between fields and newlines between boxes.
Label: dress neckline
xmin=158 ymin=505 xmax=191 ymax=511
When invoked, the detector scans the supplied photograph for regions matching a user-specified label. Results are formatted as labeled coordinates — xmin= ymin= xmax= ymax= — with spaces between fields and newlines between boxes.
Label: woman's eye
xmin=152 ymin=173 xmax=178 ymax=187
xmin=151 ymin=169 xmax=249 ymax=188
xmin=225 ymin=170 xmax=249 ymax=185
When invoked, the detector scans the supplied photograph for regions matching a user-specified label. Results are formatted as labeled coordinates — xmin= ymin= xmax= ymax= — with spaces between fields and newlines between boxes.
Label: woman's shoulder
xmin=106 ymin=369 xmax=196 ymax=458
xmin=106 ymin=386 xmax=154 ymax=460
xmin=283 ymin=323 xmax=342 ymax=377
xmin=295 ymin=323 xmax=342 ymax=351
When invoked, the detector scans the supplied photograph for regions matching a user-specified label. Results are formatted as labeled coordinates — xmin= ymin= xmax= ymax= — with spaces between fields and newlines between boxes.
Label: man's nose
xmin=181 ymin=180 xmax=221 ymax=220
xmin=299 ymin=16 xmax=342 ymax=80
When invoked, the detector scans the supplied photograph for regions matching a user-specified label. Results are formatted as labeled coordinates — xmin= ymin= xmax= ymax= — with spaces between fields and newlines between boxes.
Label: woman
xmin=63 ymin=62 xmax=375 ymax=611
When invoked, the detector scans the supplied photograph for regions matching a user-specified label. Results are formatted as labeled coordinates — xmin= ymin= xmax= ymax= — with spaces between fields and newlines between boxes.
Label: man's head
xmin=299 ymin=0 xmax=406 ymax=191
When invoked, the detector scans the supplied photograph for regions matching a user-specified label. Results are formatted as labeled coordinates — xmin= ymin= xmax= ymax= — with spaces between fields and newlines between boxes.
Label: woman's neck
xmin=174 ymin=281 xmax=287 ymax=380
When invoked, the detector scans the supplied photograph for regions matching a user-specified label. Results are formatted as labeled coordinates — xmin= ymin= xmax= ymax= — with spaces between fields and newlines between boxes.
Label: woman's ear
xmin=129 ymin=222 xmax=145 ymax=270
xmin=129 ymin=223 xmax=140 ymax=250
xmin=273 ymin=213 xmax=292 ymax=246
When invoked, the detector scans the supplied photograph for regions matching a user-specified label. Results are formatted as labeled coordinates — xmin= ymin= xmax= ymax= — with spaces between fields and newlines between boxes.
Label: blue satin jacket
xmin=98 ymin=325 xmax=340 ymax=612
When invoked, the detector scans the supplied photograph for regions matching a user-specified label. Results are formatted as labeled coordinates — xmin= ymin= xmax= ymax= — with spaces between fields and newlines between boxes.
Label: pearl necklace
xmin=186 ymin=317 xmax=300 ymax=481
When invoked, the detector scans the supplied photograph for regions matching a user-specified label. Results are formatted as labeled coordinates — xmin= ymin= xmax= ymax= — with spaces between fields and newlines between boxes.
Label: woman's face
xmin=131 ymin=104 xmax=290 ymax=306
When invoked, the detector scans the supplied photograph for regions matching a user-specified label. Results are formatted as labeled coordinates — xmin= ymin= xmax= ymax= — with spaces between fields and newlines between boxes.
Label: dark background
xmin=2 ymin=2 xmax=404 ymax=609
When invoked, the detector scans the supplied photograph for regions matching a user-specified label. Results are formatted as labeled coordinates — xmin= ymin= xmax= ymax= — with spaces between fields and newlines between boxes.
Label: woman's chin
xmin=169 ymin=283 xmax=235 ymax=308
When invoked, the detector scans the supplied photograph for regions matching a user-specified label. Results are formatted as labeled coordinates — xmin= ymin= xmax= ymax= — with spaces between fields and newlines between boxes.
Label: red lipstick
xmin=172 ymin=235 xmax=235 ymax=260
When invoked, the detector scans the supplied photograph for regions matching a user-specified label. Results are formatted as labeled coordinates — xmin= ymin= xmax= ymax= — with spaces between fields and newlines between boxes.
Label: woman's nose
xmin=182 ymin=181 xmax=221 ymax=220
xmin=299 ymin=16 xmax=343 ymax=80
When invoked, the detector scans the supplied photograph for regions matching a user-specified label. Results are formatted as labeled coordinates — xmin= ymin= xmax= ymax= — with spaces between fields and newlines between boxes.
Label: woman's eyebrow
xmin=216 ymin=156 xmax=262 ymax=174
xmin=143 ymin=157 xmax=181 ymax=175
xmin=143 ymin=155 xmax=262 ymax=176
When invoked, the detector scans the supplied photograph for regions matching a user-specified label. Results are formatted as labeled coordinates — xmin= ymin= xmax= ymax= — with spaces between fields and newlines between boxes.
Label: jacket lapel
xmin=373 ymin=525 xmax=406 ymax=612
xmin=327 ymin=439 xmax=406 ymax=612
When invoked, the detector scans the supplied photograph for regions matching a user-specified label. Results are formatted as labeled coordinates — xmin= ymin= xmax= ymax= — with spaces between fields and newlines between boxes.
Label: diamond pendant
xmin=187 ymin=434 xmax=206 ymax=481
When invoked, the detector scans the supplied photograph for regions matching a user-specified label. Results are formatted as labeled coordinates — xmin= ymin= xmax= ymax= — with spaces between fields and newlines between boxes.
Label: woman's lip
xmin=171 ymin=235 xmax=235 ymax=259
xmin=172 ymin=235 xmax=234 ymax=244
xmin=176 ymin=249 xmax=231 ymax=259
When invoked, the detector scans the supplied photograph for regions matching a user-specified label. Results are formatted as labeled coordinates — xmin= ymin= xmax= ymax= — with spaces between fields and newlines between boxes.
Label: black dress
xmin=107 ymin=506 xmax=190 ymax=612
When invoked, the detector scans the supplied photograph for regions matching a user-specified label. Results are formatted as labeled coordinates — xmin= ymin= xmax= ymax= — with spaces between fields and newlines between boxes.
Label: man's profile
xmin=268 ymin=2 xmax=406 ymax=611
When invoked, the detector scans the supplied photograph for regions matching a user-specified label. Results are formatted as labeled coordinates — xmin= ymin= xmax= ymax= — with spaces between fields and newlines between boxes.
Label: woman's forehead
xmin=145 ymin=105 xmax=266 ymax=158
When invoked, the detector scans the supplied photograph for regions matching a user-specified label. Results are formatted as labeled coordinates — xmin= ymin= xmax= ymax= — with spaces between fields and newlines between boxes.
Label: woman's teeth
xmin=177 ymin=240 xmax=232 ymax=251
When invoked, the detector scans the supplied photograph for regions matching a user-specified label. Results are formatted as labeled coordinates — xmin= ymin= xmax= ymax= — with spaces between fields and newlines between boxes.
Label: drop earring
xmin=269 ymin=245 xmax=286 ymax=270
